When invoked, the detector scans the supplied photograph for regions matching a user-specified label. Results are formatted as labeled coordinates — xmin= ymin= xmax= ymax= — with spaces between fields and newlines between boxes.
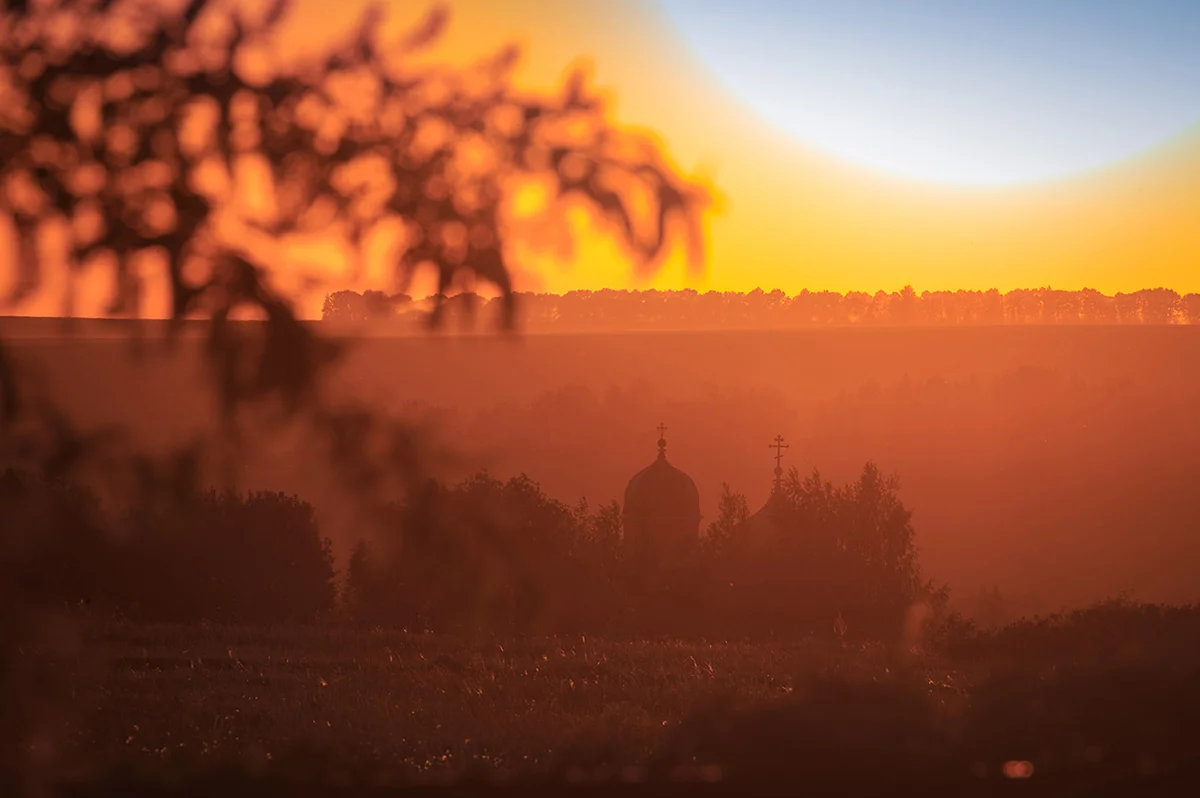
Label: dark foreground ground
xmin=11 ymin=613 xmax=1200 ymax=797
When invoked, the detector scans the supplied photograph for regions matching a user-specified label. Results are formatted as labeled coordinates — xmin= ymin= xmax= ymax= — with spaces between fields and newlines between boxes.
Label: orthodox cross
xmin=769 ymin=434 xmax=789 ymax=489
xmin=769 ymin=434 xmax=789 ymax=467
xmin=657 ymin=423 xmax=668 ymax=439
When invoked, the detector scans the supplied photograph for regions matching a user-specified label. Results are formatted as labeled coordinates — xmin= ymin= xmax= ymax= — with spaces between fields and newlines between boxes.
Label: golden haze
xmin=8 ymin=0 xmax=1200 ymax=316
xmin=288 ymin=0 xmax=1200 ymax=300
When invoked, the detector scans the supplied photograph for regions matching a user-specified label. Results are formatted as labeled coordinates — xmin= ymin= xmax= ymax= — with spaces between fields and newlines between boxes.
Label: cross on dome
xmin=769 ymin=434 xmax=789 ymax=490
xmin=622 ymin=421 xmax=702 ymax=551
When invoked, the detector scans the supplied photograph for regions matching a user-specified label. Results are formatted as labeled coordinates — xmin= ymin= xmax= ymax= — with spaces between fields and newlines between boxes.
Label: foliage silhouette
xmin=322 ymin=288 xmax=412 ymax=323
xmin=343 ymin=464 xmax=935 ymax=642
xmin=682 ymin=464 xmax=942 ymax=641
xmin=0 ymin=2 xmax=710 ymax=792
xmin=346 ymin=471 xmax=625 ymax=636
xmin=0 ymin=456 xmax=937 ymax=641
xmin=0 ymin=466 xmax=111 ymax=609
xmin=929 ymin=596 xmax=1200 ymax=664
xmin=121 ymin=487 xmax=337 ymax=624
xmin=0 ymin=0 xmax=710 ymax=469
xmin=322 ymin=285 xmax=1200 ymax=331
xmin=0 ymin=469 xmax=336 ymax=624
xmin=704 ymin=484 xmax=750 ymax=556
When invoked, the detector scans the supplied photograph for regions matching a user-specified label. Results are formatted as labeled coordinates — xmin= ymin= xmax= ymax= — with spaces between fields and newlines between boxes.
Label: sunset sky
xmin=8 ymin=0 xmax=1200 ymax=316
xmin=288 ymin=0 xmax=1200 ymax=300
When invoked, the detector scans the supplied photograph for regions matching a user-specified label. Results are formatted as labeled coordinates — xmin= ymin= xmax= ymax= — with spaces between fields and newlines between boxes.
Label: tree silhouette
xmin=121 ymin=487 xmax=337 ymax=624
xmin=0 ymin=0 xmax=713 ymax=562
xmin=322 ymin=285 xmax=1200 ymax=332
xmin=0 ymin=3 xmax=711 ymax=786
xmin=0 ymin=0 xmax=709 ymax=422
xmin=705 ymin=482 xmax=749 ymax=555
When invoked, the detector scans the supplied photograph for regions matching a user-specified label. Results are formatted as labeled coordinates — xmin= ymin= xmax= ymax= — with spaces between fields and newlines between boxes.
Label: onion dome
xmin=622 ymin=424 xmax=701 ymax=548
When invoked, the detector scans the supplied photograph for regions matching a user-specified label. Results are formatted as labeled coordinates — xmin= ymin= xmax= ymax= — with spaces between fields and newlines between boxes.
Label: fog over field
xmin=11 ymin=319 xmax=1198 ymax=617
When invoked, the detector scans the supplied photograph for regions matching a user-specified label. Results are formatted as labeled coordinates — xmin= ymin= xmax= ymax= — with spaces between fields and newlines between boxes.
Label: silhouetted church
xmin=737 ymin=434 xmax=792 ymax=545
xmin=622 ymin=424 xmax=701 ymax=553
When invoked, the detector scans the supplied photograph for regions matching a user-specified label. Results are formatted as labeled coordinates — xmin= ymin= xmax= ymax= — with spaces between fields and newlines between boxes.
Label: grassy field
xmin=12 ymin=611 xmax=1196 ymax=796
xmin=53 ymin=621 xmax=921 ymax=779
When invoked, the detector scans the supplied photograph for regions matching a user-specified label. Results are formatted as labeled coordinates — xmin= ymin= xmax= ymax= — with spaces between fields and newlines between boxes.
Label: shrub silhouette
xmin=0 ymin=4 xmax=709 ymax=784
xmin=685 ymin=463 xmax=941 ymax=641
xmin=1 ymin=473 xmax=335 ymax=624
xmin=342 ymin=464 xmax=935 ymax=642
xmin=930 ymin=596 xmax=1200 ymax=663
xmin=121 ymin=489 xmax=336 ymax=624
xmin=0 ymin=468 xmax=114 ymax=609
xmin=346 ymin=472 xmax=625 ymax=635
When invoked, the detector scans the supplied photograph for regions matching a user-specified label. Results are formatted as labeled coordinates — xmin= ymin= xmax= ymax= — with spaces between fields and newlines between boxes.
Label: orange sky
xmin=6 ymin=0 xmax=1200 ymax=318
xmin=309 ymin=0 xmax=1196 ymax=300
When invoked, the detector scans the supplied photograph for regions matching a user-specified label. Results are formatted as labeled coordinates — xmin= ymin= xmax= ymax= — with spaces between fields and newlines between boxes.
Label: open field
xmin=51 ymin=622 xmax=910 ymax=777
xmin=15 ymin=614 xmax=1200 ymax=795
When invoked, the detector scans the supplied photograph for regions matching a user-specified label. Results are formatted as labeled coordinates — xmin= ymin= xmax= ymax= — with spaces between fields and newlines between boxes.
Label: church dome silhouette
xmin=622 ymin=424 xmax=701 ymax=550
xmin=738 ymin=434 xmax=792 ymax=545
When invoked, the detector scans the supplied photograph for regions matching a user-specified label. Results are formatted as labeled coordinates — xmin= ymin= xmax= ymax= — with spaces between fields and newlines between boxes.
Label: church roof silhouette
xmin=622 ymin=424 xmax=701 ymax=533
xmin=739 ymin=434 xmax=792 ymax=541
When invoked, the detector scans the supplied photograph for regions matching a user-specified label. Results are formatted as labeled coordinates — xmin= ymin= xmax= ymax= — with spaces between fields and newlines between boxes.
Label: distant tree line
xmin=322 ymin=286 xmax=1200 ymax=330
xmin=2 ymin=463 xmax=936 ymax=641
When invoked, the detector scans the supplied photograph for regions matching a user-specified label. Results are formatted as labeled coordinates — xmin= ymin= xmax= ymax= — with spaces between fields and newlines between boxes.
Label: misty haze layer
xmin=13 ymin=324 xmax=1198 ymax=615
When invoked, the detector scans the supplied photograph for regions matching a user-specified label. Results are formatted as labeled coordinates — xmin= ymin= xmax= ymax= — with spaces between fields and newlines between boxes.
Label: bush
xmin=344 ymin=465 xmax=938 ymax=642
xmin=5 ymin=460 xmax=941 ymax=640
xmin=0 ymin=468 xmax=117 ymax=609
xmin=346 ymin=474 xmax=626 ymax=635
xmin=121 ymin=490 xmax=337 ymax=624
xmin=928 ymin=596 xmax=1200 ymax=663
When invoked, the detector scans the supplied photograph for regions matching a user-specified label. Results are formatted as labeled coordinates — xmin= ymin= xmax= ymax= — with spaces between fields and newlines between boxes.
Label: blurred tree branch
xmin=0 ymin=4 xmax=710 ymax=791
xmin=0 ymin=0 xmax=710 ymax=471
